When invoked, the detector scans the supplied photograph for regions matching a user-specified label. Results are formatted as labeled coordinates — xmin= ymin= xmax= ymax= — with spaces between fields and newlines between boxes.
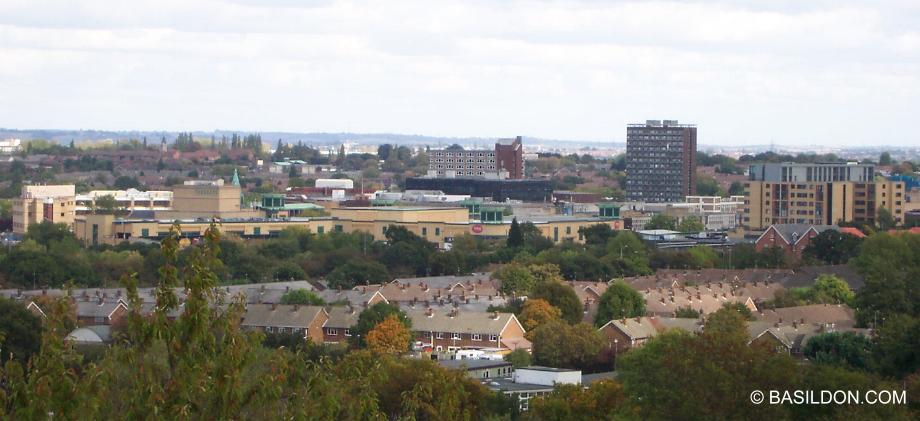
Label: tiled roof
xmin=241 ymin=304 xmax=326 ymax=329
xmin=405 ymin=308 xmax=520 ymax=336
xmin=755 ymin=304 xmax=857 ymax=329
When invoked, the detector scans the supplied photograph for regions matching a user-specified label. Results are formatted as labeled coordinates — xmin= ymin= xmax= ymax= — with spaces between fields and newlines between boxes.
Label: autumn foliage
xmin=366 ymin=314 xmax=411 ymax=355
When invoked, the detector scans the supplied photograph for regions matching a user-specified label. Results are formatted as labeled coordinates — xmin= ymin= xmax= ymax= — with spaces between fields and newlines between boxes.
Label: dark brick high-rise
xmin=626 ymin=120 xmax=697 ymax=203
xmin=495 ymin=136 xmax=524 ymax=179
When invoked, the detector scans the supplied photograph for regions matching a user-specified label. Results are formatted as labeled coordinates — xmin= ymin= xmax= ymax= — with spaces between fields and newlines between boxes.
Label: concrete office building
xmin=626 ymin=120 xmax=697 ymax=203
xmin=12 ymin=185 xmax=76 ymax=234
xmin=743 ymin=163 xmax=906 ymax=230
xmin=428 ymin=136 xmax=524 ymax=180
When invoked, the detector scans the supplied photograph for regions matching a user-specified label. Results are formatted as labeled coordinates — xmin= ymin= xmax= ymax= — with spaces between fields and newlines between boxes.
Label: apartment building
xmin=626 ymin=120 xmax=697 ymax=203
xmin=12 ymin=185 xmax=77 ymax=234
xmin=743 ymin=163 xmax=906 ymax=230
xmin=428 ymin=136 xmax=524 ymax=179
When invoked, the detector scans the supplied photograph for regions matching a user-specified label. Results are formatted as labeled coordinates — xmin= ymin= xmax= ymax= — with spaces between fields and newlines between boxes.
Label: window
xmin=253 ymin=227 xmax=261 ymax=236
xmin=334 ymin=225 xmax=343 ymax=232
xmin=328 ymin=328 xmax=338 ymax=336
xmin=472 ymin=334 xmax=482 ymax=341
xmin=436 ymin=332 xmax=444 ymax=339
xmin=141 ymin=228 xmax=149 ymax=237
xmin=435 ymin=227 xmax=440 ymax=236
xmin=344 ymin=329 xmax=351 ymax=336
xmin=565 ymin=226 xmax=571 ymax=234
xmin=451 ymin=332 xmax=461 ymax=340
xmin=422 ymin=227 xmax=427 ymax=236
xmin=317 ymin=226 xmax=324 ymax=234
xmin=489 ymin=335 xmax=498 ymax=341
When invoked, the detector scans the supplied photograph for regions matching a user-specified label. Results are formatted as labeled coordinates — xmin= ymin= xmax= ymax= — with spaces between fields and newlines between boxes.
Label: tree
xmin=687 ymin=245 xmax=719 ymax=268
xmin=578 ymin=224 xmax=615 ymax=246
xmin=527 ymin=380 xmax=630 ymax=421
xmin=531 ymin=320 xmax=605 ymax=369
xmin=507 ymin=218 xmax=524 ymax=248
xmin=594 ymin=280 xmax=645 ymax=327
xmin=351 ymin=302 xmax=412 ymax=348
xmin=326 ymin=259 xmax=391 ymax=289
xmin=495 ymin=264 xmax=536 ymax=295
xmin=876 ymin=207 xmax=896 ymax=230
xmin=280 ymin=289 xmax=324 ymax=305
xmin=529 ymin=281 xmax=583 ymax=324
xmin=604 ymin=231 xmax=651 ymax=276
xmin=366 ymin=314 xmax=412 ymax=355
xmin=803 ymin=332 xmax=872 ymax=370
xmin=728 ymin=181 xmax=744 ymax=196
xmin=0 ymin=297 xmax=42 ymax=363
xmin=872 ymin=315 xmax=920 ymax=378
xmin=92 ymin=194 xmax=120 ymax=215
xmin=504 ymin=349 xmax=532 ymax=368
xmin=802 ymin=230 xmax=862 ymax=264
xmin=677 ymin=216 xmax=705 ymax=233
xmin=675 ymin=306 xmax=700 ymax=318
xmin=518 ymin=299 xmax=562 ymax=332
xmin=643 ymin=214 xmax=676 ymax=231
xmin=811 ymin=274 xmax=855 ymax=305
xmin=113 ymin=175 xmax=141 ymax=190
xmin=879 ymin=151 xmax=892 ymax=165
xmin=852 ymin=233 xmax=919 ymax=326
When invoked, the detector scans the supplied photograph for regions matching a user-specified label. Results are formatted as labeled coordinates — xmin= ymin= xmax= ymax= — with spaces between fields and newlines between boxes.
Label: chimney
xmin=426 ymin=307 xmax=433 ymax=317
xmin=97 ymin=297 xmax=104 ymax=306
xmin=635 ymin=317 xmax=641 ymax=323
xmin=271 ymin=303 xmax=277 ymax=310
xmin=286 ymin=286 xmax=290 ymax=292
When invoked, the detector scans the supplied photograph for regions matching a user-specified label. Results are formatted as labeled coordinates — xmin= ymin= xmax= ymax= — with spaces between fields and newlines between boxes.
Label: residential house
xmin=598 ymin=316 xmax=702 ymax=352
xmin=754 ymin=224 xmax=837 ymax=257
xmin=74 ymin=299 xmax=128 ymax=327
xmin=406 ymin=308 xmax=529 ymax=352
xmin=240 ymin=304 xmax=328 ymax=342
xmin=755 ymin=304 xmax=858 ymax=329
xmin=323 ymin=305 xmax=360 ymax=344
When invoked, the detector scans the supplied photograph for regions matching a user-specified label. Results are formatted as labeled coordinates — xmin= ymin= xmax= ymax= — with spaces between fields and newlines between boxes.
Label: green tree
xmin=594 ymin=280 xmax=645 ymax=327
xmin=0 ymin=297 xmax=42 ymax=363
xmin=507 ymin=218 xmax=524 ymax=248
xmin=674 ymin=306 xmax=700 ymax=318
xmin=687 ymin=245 xmax=720 ymax=268
xmin=677 ymin=216 xmax=705 ymax=233
xmin=527 ymin=380 xmax=630 ymax=421
xmin=803 ymin=331 xmax=872 ymax=370
xmin=872 ymin=314 xmax=920 ymax=378
xmin=326 ymin=259 xmax=391 ymax=289
xmin=879 ymin=151 xmax=892 ymax=165
xmin=529 ymin=281 xmax=584 ymax=324
xmin=802 ymin=229 xmax=863 ymax=264
xmin=876 ymin=207 xmax=896 ymax=230
xmin=495 ymin=264 xmax=537 ymax=295
xmin=578 ymin=224 xmax=616 ymax=246
xmin=811 ymin=274 xmax=855 ymax=305
xmin=644 ymin=214 xmax=676 ymax=231
xmin=280 ymin=289 xmax=324 ymax=305
xmin=113 ymin=175 xmax=141 ymax=190
xmin=350 ymin=302 xmax=412 ymax=348
xmin=531 ymin=320 xmax=605 ymax=369
xmin=852 ymin=233 xmax=919 ymax=326
xmin=92 ymin=194 xmax=120 ymax=215
xmin=504 ymin=349 xmax=532 ymax=368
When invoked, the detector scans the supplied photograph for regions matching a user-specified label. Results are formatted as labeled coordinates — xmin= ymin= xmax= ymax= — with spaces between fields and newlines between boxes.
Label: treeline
xmin=1 ymin=219 xmax=816 ymax=290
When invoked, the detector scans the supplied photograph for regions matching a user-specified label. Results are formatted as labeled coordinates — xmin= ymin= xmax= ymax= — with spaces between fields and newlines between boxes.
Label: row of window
xmin=421 ymin=331 xmax=498 ymax=341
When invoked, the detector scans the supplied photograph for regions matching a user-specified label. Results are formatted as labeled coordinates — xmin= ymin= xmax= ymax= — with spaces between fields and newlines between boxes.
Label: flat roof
xmin=339 ymin=206 xmax=466 ymax=211
xmin=483 ymin=377 xmax=555 ymax=393
xmin=438 ymin=359 xmax=512 ymax=371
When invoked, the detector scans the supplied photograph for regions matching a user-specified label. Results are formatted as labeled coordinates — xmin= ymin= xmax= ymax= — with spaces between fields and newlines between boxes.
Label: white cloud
xmin=0 ymin=0 xmax=918 ymax=146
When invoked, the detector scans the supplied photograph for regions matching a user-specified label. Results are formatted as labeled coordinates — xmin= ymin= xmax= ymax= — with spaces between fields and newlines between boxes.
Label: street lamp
xmin=619 ymin=244 xmax=629 ymax=260
xmin=613 ymin=339 xmax=619 ymax=370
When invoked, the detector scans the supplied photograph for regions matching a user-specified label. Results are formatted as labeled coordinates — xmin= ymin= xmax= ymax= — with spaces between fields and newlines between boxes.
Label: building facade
xmin=743 ymin=163 xmax=906 ymax=230
xmin=12 ymin=185 xmax=77 ymax=234
xmin=428 ymin=136 xmax=524 ymax=179
xmin=626 ymin=120 xmax=697 ymax=203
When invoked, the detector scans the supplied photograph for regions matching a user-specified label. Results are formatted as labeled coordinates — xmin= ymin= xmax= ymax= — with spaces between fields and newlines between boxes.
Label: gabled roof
xmin=405 ymin=309 xmax=519 ymax=336
xmin=75 ymin=300 xmax=127 ymax=319
xmin=241 ymin=304 xmax=326 ymax=329
xmin=838 ymin=227 xmax=867 ymax=238
xmin=324 ymin=306 xmax=361 ymax=329
xmin=67 ymin=325 xmax=112 ymax=344
xmin=755 ymin=304 xmax=856 ymax=329
xmin=599 ymin=317 xmax=660 ymax=341
xmin=757 ymin=224 xmax=838 ymax=246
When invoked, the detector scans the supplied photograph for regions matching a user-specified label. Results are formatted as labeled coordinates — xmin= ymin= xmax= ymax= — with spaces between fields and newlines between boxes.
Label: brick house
xmin=754 ymin=224 xmax=837 ymax=257
xmin=322 ymin=305 xmax=361 ymax=344
xmin=598 ymin=316 xmax=701 ymax=353
xmin=405 ymin=308 xmax=529 ymax=352
xmin=241 ymin=303 xmax=328 ymax=343
xmin=74 ymin=299 xmax=128 ymax=327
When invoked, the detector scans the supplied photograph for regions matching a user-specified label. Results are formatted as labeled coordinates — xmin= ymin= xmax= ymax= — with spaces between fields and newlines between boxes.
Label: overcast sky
xmin=1 ymin=0 xmax=918 ymax=146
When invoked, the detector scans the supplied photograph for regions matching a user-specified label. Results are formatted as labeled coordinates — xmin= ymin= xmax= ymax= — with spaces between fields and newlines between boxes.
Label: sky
xmin=0 ymin=0 xmax=918 ymax=147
